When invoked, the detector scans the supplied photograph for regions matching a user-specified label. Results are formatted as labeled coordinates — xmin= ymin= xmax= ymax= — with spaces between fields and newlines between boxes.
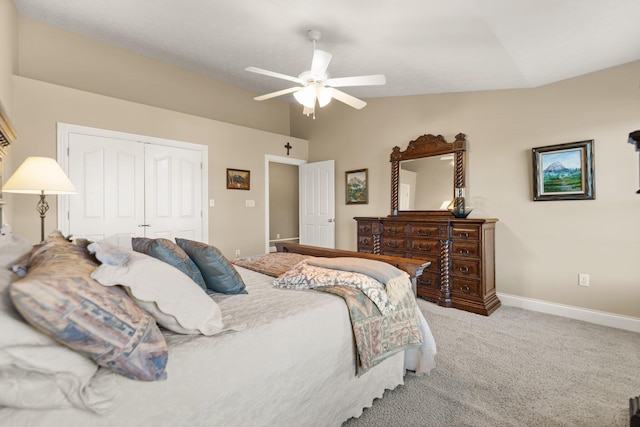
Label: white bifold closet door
xmin=65 ymin=128 xmax=204 ymax=246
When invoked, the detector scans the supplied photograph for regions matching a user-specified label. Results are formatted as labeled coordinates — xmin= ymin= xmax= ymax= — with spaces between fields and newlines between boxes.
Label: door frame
xmin=264 ymin=154 xmax=306 ymax=254
xmin=56 ymin=122 xmax=209 ymax=241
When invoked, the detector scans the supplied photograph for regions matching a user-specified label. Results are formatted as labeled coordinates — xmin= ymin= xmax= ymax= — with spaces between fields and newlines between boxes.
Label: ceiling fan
xmin=245 ymin=30 xmax=386 ymax=118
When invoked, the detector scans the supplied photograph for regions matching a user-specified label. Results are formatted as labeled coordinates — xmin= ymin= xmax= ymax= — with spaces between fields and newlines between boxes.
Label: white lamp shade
xmin=3 ymin=156 xmax=77 ymax=195
xmin=293 ymin=85 xmax=317 ymax=108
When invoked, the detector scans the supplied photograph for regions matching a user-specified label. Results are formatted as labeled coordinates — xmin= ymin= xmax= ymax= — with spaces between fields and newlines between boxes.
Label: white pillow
xmin=0 ymin=236 xmax=115 ymax=413
xmin=91 ymin=250 xmax=227 ymax=335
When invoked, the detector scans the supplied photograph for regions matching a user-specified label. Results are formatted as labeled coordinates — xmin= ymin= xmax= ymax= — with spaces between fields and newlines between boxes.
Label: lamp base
xmin=37 ymin=193 xmax=49 ymax=242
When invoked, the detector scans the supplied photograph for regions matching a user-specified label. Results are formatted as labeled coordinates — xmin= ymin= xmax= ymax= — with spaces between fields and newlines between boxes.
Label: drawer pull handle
xmin=459 ymin=231 xmax=469 ymax=239
xmin=459 ymin=248 xmax=469 ymax=255
xmin=459 ymin=265 xmax=469 ymax=274
xmin=417 ymin=229 xmax=431 ymax=236
xmin=363 ymin=239 xmax=370 ymax=245
xmin=417 ymin=243 xmax=431 ymax=251
xmin=362 ymin=226 xmax=370 ymax=232
xmin=386 ymin=241 xmax=400 ymax=249
xmin=460 ymin=284 xmax=470 ymax=293
xmin=419 ymin=278 xmax=432 ymax=286
xmin=388 ymin=228 xmax=400 ymax=234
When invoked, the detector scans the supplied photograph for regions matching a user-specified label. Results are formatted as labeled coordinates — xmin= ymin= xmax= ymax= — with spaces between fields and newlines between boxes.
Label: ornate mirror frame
xmin=390 ymin=133 xmax=466 ymax=216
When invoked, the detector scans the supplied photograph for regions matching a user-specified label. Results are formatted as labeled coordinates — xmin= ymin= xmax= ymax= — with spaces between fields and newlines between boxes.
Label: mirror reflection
xmin=399 ymin=155 xmax=454 ymax=210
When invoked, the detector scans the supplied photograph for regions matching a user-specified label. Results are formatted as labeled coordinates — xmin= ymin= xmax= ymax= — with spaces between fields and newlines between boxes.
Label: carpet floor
xmin=343 ymin=299 xmax=640 ymax=427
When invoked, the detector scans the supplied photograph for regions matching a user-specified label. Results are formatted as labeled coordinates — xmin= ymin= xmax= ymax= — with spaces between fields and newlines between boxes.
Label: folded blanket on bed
xmin=305 ymin=257 xmax=410 ymax=306
xmin=315 ymin=284 xmax=422 ymax=376
xmin=275 ymin=258 xmax=423 ymax=375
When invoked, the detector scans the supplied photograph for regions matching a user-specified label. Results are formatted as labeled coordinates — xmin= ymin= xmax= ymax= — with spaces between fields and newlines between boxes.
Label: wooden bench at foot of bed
xmin=275 ymin=242 xmax=430 ymax=296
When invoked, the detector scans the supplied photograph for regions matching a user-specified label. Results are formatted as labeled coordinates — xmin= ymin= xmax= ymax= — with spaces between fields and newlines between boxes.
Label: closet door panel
xmin=145 ymin=144 xmax=202 ymax=240
xmin=67 ymin=133 xmax=144 ymax=242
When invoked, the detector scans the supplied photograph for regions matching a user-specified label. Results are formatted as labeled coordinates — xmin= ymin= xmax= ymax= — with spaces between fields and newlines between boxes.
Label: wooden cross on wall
xmin=284 ymin=142 xmax=292 ymax=156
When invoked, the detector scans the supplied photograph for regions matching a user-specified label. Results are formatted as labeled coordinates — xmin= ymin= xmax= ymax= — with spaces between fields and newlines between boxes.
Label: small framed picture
xmin=532 ymin=140 xmax=594 ymax=201
xmin=345 ymin=168 xmax=368 ymax=204
xmin=226 ymin=168 xmax=250 ymax=190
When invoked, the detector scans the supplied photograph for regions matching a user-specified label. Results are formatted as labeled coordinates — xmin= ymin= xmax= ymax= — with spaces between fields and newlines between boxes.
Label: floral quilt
xmin=274 ymin=259 xmax=423 ymax=375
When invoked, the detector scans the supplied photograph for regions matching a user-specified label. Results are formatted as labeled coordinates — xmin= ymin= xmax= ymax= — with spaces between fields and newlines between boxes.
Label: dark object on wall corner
xmin=0 ymin=101 xmax=17 ymax=149
xmin=630 ymin=395 xmax=640 ymax=427
xmin=628 ymin=130 xmax=640 ymax=194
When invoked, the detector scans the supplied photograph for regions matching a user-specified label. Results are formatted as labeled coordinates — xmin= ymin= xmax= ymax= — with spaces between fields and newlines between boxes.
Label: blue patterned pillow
xmin=175 ymin=238 xmax=247 ymax=295
xmin=132 ymin=237 xmax=207 ymax=292
xmin=9 ymin=239 xmax=168 ymax=381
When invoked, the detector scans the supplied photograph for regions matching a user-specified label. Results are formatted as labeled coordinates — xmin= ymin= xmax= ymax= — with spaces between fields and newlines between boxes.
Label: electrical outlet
xmin=235 ymin=249 xmax=240 ymax=258
xmin=578 ymin=273 xmax=589 ymax=287
xmin=209 ymin=199 xmax=215 ymax=207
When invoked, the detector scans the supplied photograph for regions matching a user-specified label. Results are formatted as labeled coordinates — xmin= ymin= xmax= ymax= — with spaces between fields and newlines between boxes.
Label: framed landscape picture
xmin=345 ymin=168 xmax=368 ymax=204
xmin=226 ymin=168 xmax=250 ymax=190
xmin=532 ymin=140 xmax=594 ymax=201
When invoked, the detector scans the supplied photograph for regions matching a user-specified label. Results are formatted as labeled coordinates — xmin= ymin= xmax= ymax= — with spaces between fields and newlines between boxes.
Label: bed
xmin=0 ymin=234 xmax=436 ymax=427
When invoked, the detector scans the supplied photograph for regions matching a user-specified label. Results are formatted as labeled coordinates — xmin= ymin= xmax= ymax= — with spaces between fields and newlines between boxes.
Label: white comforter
xmin=1 ymin=266 xmax=436 ymax=427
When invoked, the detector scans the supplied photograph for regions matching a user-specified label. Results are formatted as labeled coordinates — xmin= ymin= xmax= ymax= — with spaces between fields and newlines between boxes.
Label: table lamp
xmin=2 ymin=156 xmax=77 ymax=241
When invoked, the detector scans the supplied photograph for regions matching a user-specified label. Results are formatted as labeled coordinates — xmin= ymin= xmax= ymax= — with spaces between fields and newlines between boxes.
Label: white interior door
xmin=144 ymin=144 xmax=203 ymax=240
xmin=299 ymin=160 xmax=335 ymax=248
xmin=67 ymin=133 xmax=145 ymax=246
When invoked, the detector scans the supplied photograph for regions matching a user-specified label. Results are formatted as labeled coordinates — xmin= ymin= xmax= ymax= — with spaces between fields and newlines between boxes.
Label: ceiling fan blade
xmin=310 ymin=49 xmax=332 ymax=75
xmin=245 ymin=66 xmax=303 ymax=84
xmin=254 ymin=86 xmax=303 ymax=101
xmin=331 ymin=89 xmax=367 ymax=110
xmin=326 ymin=74 xmax=386 ymax=87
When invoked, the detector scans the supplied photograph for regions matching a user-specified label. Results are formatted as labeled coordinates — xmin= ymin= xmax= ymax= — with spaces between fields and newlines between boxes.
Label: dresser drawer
xmin=417 ymin=272 xmax=440 ymax=302
xmin=381 ymin=237 xmax=405 ymax=252
xmin=451 ymin=241 xmax=479 ymax=258
xmin=409 ymin=224 xmax=443 ymax=238
xmin=451 ymin=277 xmax=481 ymax=298
xmin=451 ymin=225 xmax=480 ymax=240
xmin=358 ymin=235 xmax=374 ymax=250
xmin=382 ymin=223 xmax=406 ymax=237
xmin=417 ymin=271 xmax=440 ymax=289
xmin=410 ymin=238 xmax=440 ymax=255
xmin=358 ymin=222 xmax=375 ymax=235
xmin=451 ymin=258 xmax=481 ymax=278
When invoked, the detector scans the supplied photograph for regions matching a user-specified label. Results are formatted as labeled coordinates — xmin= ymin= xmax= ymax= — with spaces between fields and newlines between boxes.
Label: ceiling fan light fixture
xmin=293 ymin=85 xmax=316 ymax=108
xmin=317 ymin=86 xmax=333 ymax=107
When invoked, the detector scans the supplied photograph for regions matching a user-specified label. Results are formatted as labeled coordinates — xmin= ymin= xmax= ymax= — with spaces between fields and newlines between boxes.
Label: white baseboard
xmin=497 ymin=293 xmax=640 ymax=333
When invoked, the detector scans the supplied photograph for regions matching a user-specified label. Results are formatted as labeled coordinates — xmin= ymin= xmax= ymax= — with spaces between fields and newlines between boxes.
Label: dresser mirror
xmin=391 ymin=133 xmax=466 ymax=215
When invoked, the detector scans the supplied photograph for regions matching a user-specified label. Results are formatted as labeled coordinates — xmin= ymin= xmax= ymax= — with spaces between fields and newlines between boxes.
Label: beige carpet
xmin=343 ymin=299 xmax=640 ymax=427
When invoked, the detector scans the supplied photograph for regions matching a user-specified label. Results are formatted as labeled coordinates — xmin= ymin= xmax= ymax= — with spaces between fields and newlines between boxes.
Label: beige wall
xmin=0 ymin=0 xmax=18 ymax=108
xmin=292 ymin=61 xmax=640 ymax=318
xmin=17 ymin=17 xmax=290 ymax=136
xmin=11 ymin=76 xmax=307 ymax=257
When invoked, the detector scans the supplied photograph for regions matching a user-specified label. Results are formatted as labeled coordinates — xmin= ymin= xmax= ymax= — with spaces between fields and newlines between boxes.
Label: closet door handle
xmin=138 ymin=224 xmax=150 ymax=227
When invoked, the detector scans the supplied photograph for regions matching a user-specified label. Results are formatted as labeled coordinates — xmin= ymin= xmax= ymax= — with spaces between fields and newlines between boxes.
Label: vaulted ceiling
xmin=13 ymin=0 xmax=640 ymax=102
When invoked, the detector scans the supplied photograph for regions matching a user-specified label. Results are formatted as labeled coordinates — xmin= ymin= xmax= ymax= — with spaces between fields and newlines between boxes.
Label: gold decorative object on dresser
xmin=355 ymin=133 xmax=501 ymax=316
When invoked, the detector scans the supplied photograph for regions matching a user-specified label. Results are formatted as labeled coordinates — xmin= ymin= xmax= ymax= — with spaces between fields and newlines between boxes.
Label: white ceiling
xmin=13 ymin=0 xmax=640 ymax=102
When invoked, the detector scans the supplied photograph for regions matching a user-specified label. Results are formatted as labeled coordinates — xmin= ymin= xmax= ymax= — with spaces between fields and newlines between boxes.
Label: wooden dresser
xmin=355 ymin=213 xmax=500 ymax=315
